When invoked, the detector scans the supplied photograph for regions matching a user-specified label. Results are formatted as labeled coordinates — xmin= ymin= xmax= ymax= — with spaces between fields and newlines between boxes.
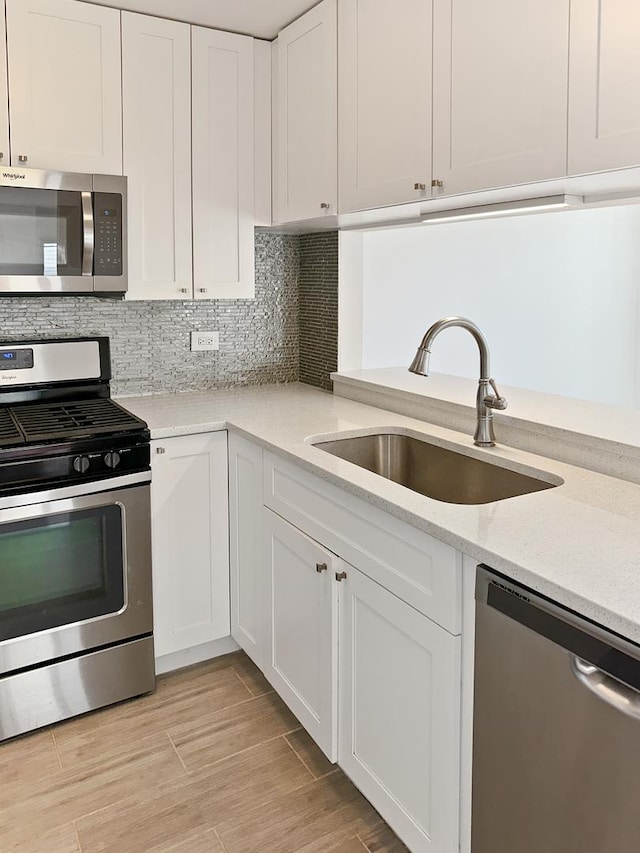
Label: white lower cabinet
xmin=339 ymin=564 xmax=461 ymax=852
xmin=151 ymin=432 xmax=230 ymax=663
xmin=263 ymin=508 xmax=339 ymax=761
xmin=227 ymin=439 xmax=463 ymax=850
xmin=228 ymin=433 xmax=265 ymax=668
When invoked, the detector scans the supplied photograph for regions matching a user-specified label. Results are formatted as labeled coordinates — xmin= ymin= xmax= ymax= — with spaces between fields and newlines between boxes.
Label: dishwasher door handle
xmin=570 ymin=656 xmax=640 ymax=720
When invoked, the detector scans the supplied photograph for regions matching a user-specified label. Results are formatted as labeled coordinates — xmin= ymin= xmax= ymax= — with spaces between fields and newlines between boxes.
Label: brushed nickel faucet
xmin=409 ymin=316 xmax=507 ymax=447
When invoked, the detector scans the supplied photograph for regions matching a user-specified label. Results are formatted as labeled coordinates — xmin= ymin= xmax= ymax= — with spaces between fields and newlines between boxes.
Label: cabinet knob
xmin=156 ymin=447 xmax=165 ymax=454
xmin=316 ymin=562 xmax=328 ymax=573
xmin=431 ymin=179 xmax=444 ymax=189
xmin=320 ymin=202 xmax=330 ymax=210
xmin=179 ymin=288 xmax=189 ymax=294
xmin=18 ymin=155 xmax=28 ymax=163
xmin=414 ymin=182 xmax=426 ymax=191
xmin=198 ymin=288 xmax=207 ymax=293
xmin=0 ymin=153 xmax=3 ymax=161
xmin=335 ymin=571 xmax=347 ymax=582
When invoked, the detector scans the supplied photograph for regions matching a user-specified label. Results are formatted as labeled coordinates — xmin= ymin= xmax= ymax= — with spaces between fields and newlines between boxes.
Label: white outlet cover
xmin=190 ymin=331 xmax=220 ymax=352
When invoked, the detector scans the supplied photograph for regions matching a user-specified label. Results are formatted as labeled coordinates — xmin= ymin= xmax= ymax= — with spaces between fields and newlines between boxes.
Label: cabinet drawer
xmin=263 ymin=452 xmax=461 ymax=634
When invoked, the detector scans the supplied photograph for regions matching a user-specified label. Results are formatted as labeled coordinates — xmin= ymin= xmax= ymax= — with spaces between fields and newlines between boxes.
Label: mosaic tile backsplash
xmin=299 ymin=232 xmax=338 ymax=392
xmin=0 ymin=232 xmax=316 ymax=397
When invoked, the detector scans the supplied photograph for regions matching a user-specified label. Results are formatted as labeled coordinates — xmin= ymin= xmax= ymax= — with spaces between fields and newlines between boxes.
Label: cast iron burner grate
xmin=9 ymin=399 xmax=146 ymax=442
xmin=0 ymin=409 xmax=23 ymax=447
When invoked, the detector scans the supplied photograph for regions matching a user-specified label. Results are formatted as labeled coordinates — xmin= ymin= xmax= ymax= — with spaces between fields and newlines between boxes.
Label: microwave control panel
xmin=93 ymin=193 xmax=123 ymax=276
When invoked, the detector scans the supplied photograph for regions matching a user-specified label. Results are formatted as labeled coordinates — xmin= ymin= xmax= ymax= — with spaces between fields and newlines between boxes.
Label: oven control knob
xmin=104 ymin=451 xmax=121 ymax=469
xmin=73 ymin=456 xmax=90 ymax=474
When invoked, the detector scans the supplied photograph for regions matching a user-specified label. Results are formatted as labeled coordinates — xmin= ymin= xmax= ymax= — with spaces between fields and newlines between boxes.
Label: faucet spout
xmin=408 ymin=316 xmax=507 ymax=447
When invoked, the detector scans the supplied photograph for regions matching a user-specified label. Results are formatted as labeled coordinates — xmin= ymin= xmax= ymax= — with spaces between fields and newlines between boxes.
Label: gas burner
xmin=0 ymin=337 xmax=150 ymax=496
xmin=6 ymin=397 xmax=146 ymax=445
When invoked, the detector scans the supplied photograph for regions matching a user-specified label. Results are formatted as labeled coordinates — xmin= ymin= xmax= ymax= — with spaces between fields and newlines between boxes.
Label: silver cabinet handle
xmin=571 ymin=656 xmax=640 ymax=720
xmin=0 ymin=152 xmax=4 ymax=160
xmin=18 ymin=155 xmax=28 ymax=163
xmin=316 ymin=562 xmax=328 ymax=573
xmin=320 ymin=202 xmax=330 ymax=209
xmin=179 ymin=288 xmax=189 ymax=293
xmin=431 ymin=179 xmax=443 ymax=188
xmin=198 ymin=288 xmax=207 ymax=293
xmin=414 ymin=182 xmax=426 ymax=191
xmin=335 ymin=571 xmax=347 ymax=582
xmin=155 ymin=447 xmax=165 ymax=454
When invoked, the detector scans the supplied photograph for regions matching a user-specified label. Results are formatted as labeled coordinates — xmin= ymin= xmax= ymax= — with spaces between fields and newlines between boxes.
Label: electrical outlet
xmin=190 ymin=331 xmax=220 ymax=352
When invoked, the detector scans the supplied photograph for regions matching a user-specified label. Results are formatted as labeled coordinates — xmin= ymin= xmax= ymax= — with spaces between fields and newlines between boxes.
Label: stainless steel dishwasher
xmin=472 ymin=566 xmax=640 ymax=853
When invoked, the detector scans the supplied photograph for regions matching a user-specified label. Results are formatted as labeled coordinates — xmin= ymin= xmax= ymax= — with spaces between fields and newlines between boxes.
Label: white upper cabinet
xmin=122 ymin=13 xmax=193 ymax=300
xmin=274 ymin=0 xmax=337 ymax=223
xmin=0 ymin=3 xmax=9 ymax=169
xmin=569 ymin=0 xmax=640 ymax=174
xmin=338 ymin=0 xmax=433 ymax=213
xmin=192 ymin=27 xmax=255 ymax=299
xmin=254 ymin=40 xmax=273 ymax=227
xmin=5 ymin=0 xmax=122 ymax=174
xmin=432 ymin=0 xmax=570 ymax=196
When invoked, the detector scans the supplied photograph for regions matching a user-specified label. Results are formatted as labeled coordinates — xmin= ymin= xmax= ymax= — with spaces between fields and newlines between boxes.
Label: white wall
xmin=360 ymin=205 xmax=640 ymax=407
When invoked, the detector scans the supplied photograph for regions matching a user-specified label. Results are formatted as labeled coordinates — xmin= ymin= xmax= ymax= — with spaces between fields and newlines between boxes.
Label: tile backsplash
xmin=299 ymin=232 xmax=338 ymax=392
xmin=0 ymin=231 xmax=339 ymax=396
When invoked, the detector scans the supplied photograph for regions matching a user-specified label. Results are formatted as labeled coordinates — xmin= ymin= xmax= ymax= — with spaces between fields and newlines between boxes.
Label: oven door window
xmin=0 ymin=505 xmax=124 ymax=642
xmin=0 ymin=186 xmax=83 ymax=276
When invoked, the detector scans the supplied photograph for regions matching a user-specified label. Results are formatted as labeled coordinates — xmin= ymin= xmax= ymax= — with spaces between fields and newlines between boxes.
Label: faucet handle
xmin=484 ymin=378 xmax=508 ymax=410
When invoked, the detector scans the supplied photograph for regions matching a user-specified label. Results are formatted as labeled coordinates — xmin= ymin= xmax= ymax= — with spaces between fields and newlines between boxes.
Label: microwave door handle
xmin=81 ymin=191 xmax=94 ymax=276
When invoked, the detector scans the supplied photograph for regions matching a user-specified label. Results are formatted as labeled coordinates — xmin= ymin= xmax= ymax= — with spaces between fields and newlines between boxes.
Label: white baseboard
xmin=154 ymin=636 xmax=241 ymax=675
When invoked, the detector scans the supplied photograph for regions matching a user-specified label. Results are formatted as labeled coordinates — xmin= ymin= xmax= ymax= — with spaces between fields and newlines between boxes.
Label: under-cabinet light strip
xmin=420 ymin=194 xmax=583 ymax=224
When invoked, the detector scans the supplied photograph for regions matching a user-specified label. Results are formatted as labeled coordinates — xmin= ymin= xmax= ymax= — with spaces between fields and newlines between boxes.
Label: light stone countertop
xmin=118 ymin=383 xmax=640 ymax=645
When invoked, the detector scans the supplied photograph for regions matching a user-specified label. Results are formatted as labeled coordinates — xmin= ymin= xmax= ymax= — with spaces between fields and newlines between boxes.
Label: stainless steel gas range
xmin=0 ymin=337 xmax=154 ymax=740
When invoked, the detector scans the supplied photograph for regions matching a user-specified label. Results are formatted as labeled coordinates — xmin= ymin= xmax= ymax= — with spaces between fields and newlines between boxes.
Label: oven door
xmin=0 ymin=168 xmax=93 ymax=294
xmin=0 ymin=473 xmax=152 ymax=675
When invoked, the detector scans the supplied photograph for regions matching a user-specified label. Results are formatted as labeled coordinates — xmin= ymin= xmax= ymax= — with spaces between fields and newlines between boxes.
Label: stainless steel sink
xmin=313 ymin=433 xmax=561 ymax=505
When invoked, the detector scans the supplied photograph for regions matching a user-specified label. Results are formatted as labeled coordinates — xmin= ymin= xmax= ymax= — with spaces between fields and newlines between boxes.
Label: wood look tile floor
xmin=0 ymin=652 xmax=409 ymax=853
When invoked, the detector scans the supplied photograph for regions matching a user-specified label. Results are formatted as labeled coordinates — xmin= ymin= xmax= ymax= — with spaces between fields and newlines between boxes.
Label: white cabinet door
xmin=0 ymin=1 xmax=9 ymax=169
xmin=569 ymin=0 xmax=640 ymax=173
xmin=432 ymin=0 xmax=569 ymax=196
xmin=192 ymin=27 xmax=255 ymax=299
xmin=122 ymin=13 xmax=192 ymax=301
xmin=338 ymin=0 xmax=432 ymax=213
xmin=274 ymin=0 xmax=337 ymax=222
xmin=151 ymin=433 xmax=230 ymax=660
xmin=6 ymin=0 xmax=122 ymax=174
xmin=229 ymin=433 xmax=265 ymax=668
xmin=253 ymin=39 xmax=272 ymax=227
xmin=339 ymin=565 xmax=461 ymax=852
xmin=263 ymin=508 xmax=338 ymax=761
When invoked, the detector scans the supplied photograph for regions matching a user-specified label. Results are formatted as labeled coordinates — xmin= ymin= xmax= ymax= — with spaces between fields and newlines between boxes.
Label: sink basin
xmin=313 ymin=432 xmax=561 ymax=505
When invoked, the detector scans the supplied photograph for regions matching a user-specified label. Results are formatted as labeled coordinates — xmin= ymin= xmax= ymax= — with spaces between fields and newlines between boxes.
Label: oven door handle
xmin=0 ymin=471 xmax=151 ymax=512
xmin=81 ymin=191 xmax=94 ymax=276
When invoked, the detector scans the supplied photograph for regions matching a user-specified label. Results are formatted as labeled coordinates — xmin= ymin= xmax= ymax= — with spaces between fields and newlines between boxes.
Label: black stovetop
xmin=0 ymin=396 xmax=150 ymax=497
xmin=0 ymin=397 xmax=147 ymax=448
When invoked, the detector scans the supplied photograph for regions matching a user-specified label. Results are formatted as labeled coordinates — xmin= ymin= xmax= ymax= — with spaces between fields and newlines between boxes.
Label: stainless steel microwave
xmin=0 ymin=168 xmax=127 ymax=295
